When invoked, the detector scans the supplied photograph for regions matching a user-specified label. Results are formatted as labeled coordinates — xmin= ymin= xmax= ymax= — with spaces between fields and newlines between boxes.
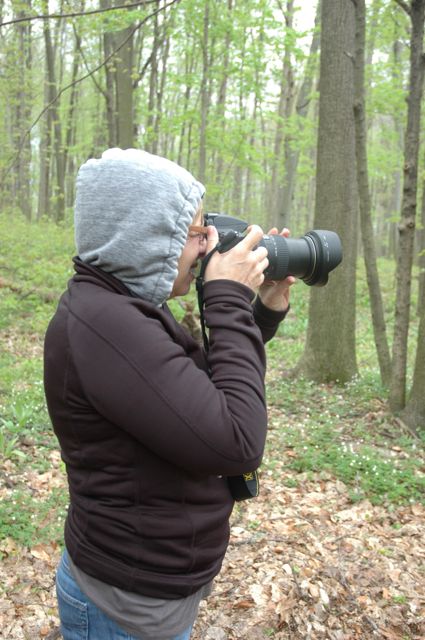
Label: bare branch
xmin=393 ymin=0 xmax=411 ymax=16
xmin=1 ymin=0 xmax=181 ymax=185
xmin=71 ymin=22 xmax=107 ymax=99
xmin=0 ymin=0 xmax=158 ymax=28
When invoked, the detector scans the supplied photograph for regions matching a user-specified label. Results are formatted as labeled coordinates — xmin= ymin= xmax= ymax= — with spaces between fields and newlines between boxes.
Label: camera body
xmin=204 ymin=213 xmax=342 ymax=286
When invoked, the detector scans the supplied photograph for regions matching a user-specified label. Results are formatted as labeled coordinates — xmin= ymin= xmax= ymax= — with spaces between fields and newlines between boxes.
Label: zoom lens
xmin=259 ymin=230 xmax=342 ymax=286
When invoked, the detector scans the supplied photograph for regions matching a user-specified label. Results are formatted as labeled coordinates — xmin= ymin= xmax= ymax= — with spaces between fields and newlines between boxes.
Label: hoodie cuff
xmin=253 ymin=295 xmax=290 ymax=327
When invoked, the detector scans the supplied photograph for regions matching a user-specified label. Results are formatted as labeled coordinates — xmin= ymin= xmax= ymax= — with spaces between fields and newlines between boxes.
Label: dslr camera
xmin=205 ymin=213 xmax=342 ymax=286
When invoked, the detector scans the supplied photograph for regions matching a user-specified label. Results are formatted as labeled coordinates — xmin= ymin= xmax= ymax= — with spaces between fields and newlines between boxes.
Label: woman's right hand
xmin=204 ymin=224 xmax=269 ymax=293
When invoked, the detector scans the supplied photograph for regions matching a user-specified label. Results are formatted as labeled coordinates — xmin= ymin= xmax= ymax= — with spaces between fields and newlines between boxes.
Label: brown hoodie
xmin=44 ymin=259 xmax=286 ymax=599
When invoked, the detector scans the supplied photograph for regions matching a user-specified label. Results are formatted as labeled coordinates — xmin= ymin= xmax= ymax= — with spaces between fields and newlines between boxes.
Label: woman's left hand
xmin=258 ymin=227 xmax=296 ymax=311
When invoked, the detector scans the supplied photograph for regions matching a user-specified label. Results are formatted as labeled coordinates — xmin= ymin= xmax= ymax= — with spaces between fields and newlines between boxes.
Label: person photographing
xmin=44 ymin=148 xmax=294 ymax=640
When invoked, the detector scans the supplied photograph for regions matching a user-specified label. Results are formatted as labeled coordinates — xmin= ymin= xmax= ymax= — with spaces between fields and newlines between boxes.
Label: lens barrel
xmin=259 ymin=230 xmax=342 ymax=286
xmin=204 ymin=213 xmax=343 ymax=287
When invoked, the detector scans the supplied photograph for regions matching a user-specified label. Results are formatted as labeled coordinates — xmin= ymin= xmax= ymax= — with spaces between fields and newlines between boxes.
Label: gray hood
xmin=74 ymin=148 xmax=205 ymax=306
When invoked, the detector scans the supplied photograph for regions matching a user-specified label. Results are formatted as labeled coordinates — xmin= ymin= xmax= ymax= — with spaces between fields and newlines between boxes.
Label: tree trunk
xmin=115 ymin=25 xmax=135 ymax=148
xmin=400 ymin=297 xmax=425 ymax=433
xmin=297 ymin=0 xmax=358 ymax=383
xmin=177 ymin=49 xmax=194 ymax=167
xmin=154 ymin=9 xmax=172 ymax=154
xmin=278 ymin=3 xmax=320 ymax=230
xmin=43 ymin=19 xmax=65 ymax=222
xmin=417 ymin=177 xmax=425 ymax=315
xmin=11 ymin=0 xmax=32 ymax=220
xmin=64 ymin=26 xmax=83 ymax=208
xmin=213 ymin=0 xmax=233 ymax=210
xmin=353 ymin=0 xmax=392 ymax=386
xmin=388 ymin=39 xmax=405 ymax=259
xmin=146 ymin=9 xmax=160 ymax=153
xmin=198 ymin=0 xmax=210 ymax=183
xmin=103 ymin=26 xmax=118 ymax=147
xmin=269 ymin=0 xmax=295 ymax=228
xmin=389 ymin=0 xmax=425 ymax=411
xmin=101 ymin=0 xmax=135 ymax=149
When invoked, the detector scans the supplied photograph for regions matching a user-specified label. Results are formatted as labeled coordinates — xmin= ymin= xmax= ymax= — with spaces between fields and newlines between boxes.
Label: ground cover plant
xmin=0 ymin=213 xmax=424 ymax=639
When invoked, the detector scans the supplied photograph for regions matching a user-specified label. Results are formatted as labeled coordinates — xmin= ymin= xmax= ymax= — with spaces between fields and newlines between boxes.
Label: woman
xmin=44 ymin=148 xmax=294 ymax=639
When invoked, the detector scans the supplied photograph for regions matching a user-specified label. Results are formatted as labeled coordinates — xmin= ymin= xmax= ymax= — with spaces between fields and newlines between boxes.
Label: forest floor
xmin=0 ymin=451 xmax=424 ymax=639
xmin=0 ymin=224 xmax=424 ymax=639
xmin=0 ymin=402 xmax=424 ymax=639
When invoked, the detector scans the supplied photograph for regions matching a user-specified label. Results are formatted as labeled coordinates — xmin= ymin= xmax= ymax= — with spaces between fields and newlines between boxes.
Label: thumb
xmin=206 ymin=224 xmax=219 ymax=254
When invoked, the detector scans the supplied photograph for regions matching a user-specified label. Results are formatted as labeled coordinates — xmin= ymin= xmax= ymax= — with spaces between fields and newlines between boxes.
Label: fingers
xmin=267 ymin=226 xmax=290 ymax=237
xmin=239 ymin=224 xmax=264 ymax=250
xmin=206 ymin=224 xmax=219 ymax=254
xmin=253 ymin=245 xmax=269 ymax=271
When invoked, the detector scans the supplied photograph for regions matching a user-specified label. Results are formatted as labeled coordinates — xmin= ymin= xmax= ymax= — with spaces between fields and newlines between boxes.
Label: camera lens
xmin=259 ymin=230 xmax=342 ymax=286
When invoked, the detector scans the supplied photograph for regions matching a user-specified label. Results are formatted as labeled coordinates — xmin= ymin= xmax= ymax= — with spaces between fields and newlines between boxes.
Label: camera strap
xmin=195 ymin=239 xmax=260 ymax=502
xmin=195 ymin=246 xmax=218 ymax=354
xmin=196 ymin=230 xmax=240 ymax=352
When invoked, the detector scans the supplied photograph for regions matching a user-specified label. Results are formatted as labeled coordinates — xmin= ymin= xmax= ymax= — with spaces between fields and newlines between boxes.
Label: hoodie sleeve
xmin=253 ymin=295 xmax=290 ymax=343
xmin=66 ymin=280 xmax=268 ymax=476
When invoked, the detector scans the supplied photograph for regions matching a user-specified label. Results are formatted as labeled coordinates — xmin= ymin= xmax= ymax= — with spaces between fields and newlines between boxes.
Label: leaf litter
xmin=1 ymin=441 xmax=424 ymax=639
xmin=0 ymin=331 xmax=424 ymax=639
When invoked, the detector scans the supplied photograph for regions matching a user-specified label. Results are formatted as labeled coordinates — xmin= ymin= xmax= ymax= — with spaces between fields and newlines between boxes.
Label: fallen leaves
xmin=0 ymin=473 xmax=424 ymax=639
xmin=192 ymin=477 xmax=425 ymax=639
xmin=1 ymin=388 xmax=424 ymax=638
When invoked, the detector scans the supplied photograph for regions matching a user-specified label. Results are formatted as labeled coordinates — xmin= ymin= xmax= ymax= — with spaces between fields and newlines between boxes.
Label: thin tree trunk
xmin=146 ymin=9 xmax=160 ymax=152
xmin=400 ymin=296 xmax=425 ymax=433
xmin=387 ymin=38 xmax=405 ymax=260
xmin=103 ymin=27 xmax=117 ymax=147
xmin=214 ymin=0 xmax=233 ymax=209
xmin=177 ymin=49 xmax=194 ymax=167
xmin=354 ymin=0 xmax=392 ymax=386
xmin=389 ymin=0 xmax=425 ymax=411
xmin=198 ymin=0 xmax=210 ymax=183
xmin=115 ymin=24 xmax=135 ymax=148
xmin=11 ymin=0 xmax=32 ymax=220
xmin=43 ymin=19 xmax=65 ymax=222
xmin=269 ymin=0 xmax=295 ymax=228
xmin=278 ymin=3 xmax=320 ymax=229
xmin=417 ymin=178 xmax=425 ymax=315
xmin=154 ymin=9 xmax=172 ymax=154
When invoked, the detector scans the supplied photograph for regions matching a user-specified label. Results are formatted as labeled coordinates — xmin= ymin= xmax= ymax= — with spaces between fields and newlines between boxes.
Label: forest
xmin=0 ymin=0 xmax=424 ymax=639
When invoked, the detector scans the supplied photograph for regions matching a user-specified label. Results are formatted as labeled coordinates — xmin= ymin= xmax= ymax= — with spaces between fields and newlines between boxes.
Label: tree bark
xmin=400 ymin=297 xmax=425 ymax=433
xmin=153 ymin=8 xmax=172 ymax=154
xmin=177 ymin=48 xmax=194 ymax=167
xmin=115 ymin=24 xmax=135 ymax=148
xmin=64 ymin=27 xmax=82 ymax=208
xmin=389 ymin=0 xmax=425 ymax=411
xmin=278 ymin=2 xmax=320 ymax=230
xmin=417 ymin=177 xmax=425 ymax=315
xmin=101 ymin=0 xmax=135 ymax=149
xmin=11 ymin=0 xmax=32 ymax=220
xmin=213 ymin=0 xmax=233 ymax=210
xmin=103 ymin=25 xmax=118 ymax=147
xmin=198 ymin=0 xmax=210 ymax=183
xmin=297 ymin=0 xmax=358 ymax=383
xmin=145 ymin=8 xmax=160 ymax=152
xmin=43 ymin=19 xmax=66 ymax=222
xmin=269 ymin=0 xmax=295 ymax=228
xmin=353 ymin=0 xmax=392 ymax=386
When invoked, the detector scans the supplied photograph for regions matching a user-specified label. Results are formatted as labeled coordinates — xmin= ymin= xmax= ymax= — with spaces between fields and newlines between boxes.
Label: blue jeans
xmin=56 ymin=551 xmax=192 ymax=640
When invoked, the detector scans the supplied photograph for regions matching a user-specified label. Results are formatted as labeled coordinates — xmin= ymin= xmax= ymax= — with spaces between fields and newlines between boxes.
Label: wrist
xmin=255 ymin=295 xmax=289 ymax=316
xmin=258 ymin=292 xmax=289 ymax=313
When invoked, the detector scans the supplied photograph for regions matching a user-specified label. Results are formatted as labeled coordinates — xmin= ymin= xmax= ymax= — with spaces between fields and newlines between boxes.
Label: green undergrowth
xmin=0 ymin=213 xmax=423 ymax=550
xmin=264 ymin=372 xmax=424 ymax=505
xmin=0 ymin=487 xmax=68 ymax=549
xmin=264 ymin=260 xmax=424 ymax=505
